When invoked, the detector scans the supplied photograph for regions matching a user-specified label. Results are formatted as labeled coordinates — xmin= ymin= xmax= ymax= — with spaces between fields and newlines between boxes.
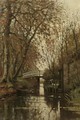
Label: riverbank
xmin=0 ymin=83 xmax=16 ymax=99
xmin=0 ymin=81 xmax=38 ymax=99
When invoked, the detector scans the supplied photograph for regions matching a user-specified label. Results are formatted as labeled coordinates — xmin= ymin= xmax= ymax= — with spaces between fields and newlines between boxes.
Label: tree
xmin=58 ymin=19 xmax=80 ymax=90
xmin=0 ymin=0 xmax=58 ymax=83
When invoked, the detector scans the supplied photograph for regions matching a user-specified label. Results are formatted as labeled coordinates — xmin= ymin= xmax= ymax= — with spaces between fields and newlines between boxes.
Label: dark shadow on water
xmin=44 ymin=93 xmax=80 ymax=120
xmin=0 ymin=94 xmax=30 ymax=120
xmin=60 ymin=109 xmax=80 ymax=120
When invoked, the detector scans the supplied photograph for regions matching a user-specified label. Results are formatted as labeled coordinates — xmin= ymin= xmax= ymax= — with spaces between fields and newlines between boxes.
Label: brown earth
xmin=0 ymin=83 xmax=16 ymax=99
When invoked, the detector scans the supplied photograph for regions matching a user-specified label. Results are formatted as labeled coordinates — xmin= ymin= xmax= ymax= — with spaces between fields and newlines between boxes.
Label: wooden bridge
xmin=23 ymin=70 xmax=43 ymax=79
xmin=22 ymin=70 xmax=44 ymax=92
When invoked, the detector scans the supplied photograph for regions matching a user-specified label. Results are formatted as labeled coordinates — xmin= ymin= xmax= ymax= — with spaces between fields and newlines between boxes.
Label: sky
xmin=63 ymin=0 xmax=80 ymax=9
xmin=62 ymin=0 xmax=80 ymax=13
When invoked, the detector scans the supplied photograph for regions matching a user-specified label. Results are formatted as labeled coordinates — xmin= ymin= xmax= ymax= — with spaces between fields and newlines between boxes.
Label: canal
xmin=0 ymin=80 xmax=80 ymax=120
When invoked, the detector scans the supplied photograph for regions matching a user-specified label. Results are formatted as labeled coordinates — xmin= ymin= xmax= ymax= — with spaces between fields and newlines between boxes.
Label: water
xmin=0 ymin=95 xmax=60 ymax=120
xmin=0 ymin=82 xmax=80 ymax=120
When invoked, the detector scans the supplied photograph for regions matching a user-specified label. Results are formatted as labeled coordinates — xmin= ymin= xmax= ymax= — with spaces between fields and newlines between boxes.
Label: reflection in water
xmin=0 ymin=95 xmax=60 ymax=120
xmin=0 ymin=80 xmax=60 ymax=120
xmin=0 ymin=82 xmax=80 ymax=120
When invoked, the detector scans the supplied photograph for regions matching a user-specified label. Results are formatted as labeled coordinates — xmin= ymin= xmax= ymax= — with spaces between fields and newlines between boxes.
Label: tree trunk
xmin=73 ymin=29 xmax=79 ymax=82
xmin=65 ymin=38 xmax=70 ymax=84
xmin=2 ymin=0 xmax=12 ymax=82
